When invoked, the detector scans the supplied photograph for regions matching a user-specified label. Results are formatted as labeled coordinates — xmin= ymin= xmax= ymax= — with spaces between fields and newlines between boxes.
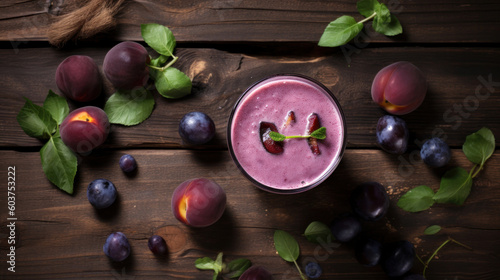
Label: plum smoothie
xmin=228 ymin=75 xmax=345 ymax=193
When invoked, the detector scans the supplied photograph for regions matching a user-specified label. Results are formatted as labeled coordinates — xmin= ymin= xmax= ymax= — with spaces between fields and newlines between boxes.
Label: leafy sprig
xmin=318 ymin=0 xmax=402 ymax=47
xmin=195 ymin=252 xmax=251 ymax=279
xmin=274 ymin=230 xmax=307 ymax=280
xmin=269 ymin=127 xmax=327 ymax=142
xmin=398 ymin=127 xmax=495 ymax=212
xmin=17 ymin=91 xmax=77 ymax=194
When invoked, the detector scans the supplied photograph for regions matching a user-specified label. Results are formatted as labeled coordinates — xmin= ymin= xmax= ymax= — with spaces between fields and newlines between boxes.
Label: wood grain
xmin=1 ymin=47 xmax=499 ymax=149
xmin=0 ymin=149 xmax=499 ymax=279
xmin=1 ymin=0 xmax=500 ymax=44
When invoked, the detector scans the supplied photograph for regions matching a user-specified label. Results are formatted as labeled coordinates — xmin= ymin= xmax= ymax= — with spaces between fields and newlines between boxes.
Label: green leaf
xmin=357 ymin=0 xmax=379 ymax=18
xmin=154 ymin=67 xmax=192 ymax=99
xmin=397 ymin=185 xmax=435 ymax=212
xmin=318 ymin=15 xmax=364 ymax=47
xmin=224 ymin=258 xmax=251 ymax=278
xmin=150 ymin=55 xmax=169 ymax=68
xmin=372 ymin=14 xmax=402 ymax=36
xmin=141 ymin=23 xmax=176 ymax=57
xmin=375 ymin=3 xmax=391 ymax=24
xmin=424 ymin=225 xmax=442 ymax=235
xmin=304 ymin=221 xmax=333 ymax=244
xmin=43 ymin=90 xmax=69 ymax=125
xmin=195 ymin=257 xmax=216 ymax=270
xmin=17 ymin=98 xmax=57 ymax=140
xmin=274 ymin=230 xmax=300 ymax=262
xmin=40 ymin=136 xmax=77 ymax=194
xmin=463 ymin=127 xmax=495 ymax=165
xmin=104 ymin=88 xmax=155 ymax=126
xmin=433 ymin=167 xmax=473 ymax=205
xmin=269 ymin=131 xmax=286 ymax=142
xmin=310 ymin=127 xmax=327 ymax=140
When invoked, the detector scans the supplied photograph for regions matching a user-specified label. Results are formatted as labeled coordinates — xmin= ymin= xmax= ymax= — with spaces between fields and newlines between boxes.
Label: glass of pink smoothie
xmin=227 ymin=74 xmax=346 ymax=194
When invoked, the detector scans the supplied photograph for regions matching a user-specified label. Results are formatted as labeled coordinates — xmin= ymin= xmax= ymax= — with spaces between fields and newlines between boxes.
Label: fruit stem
xmin=359 ymin=11 xmax=377 ymax=24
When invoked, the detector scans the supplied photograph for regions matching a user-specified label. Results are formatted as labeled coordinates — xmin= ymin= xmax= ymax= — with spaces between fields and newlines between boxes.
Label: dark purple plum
xmin=402 ymin=274 xmax=426 ymax=280
xmin=350 ymin=182 xmax=390 ymax=221
xmin=179 ymin=112 xmax=216 ymax=145
xmin=56 ymin=55 xmax=102 ymax=102
xmin=103 ymin=232 xmax=131 ymax=262
xmin=171 ymin=178 xmax=226 ymax=227
xmin=376 ymin=115 xmax=409 ymax=154
xmin=420 ymin=137 xmax=451 ymax=167
xmin=87 ymin=179 xmax=117 ymax=209
xmin=355 ymin=236 xmax=382 ymax=267
xmin=103 ymin=41 xmax=150 ymax=90
xmin=239 ymin=266 xmax=273 ymax=280
xmin=148 ymin=235 xmax=167 ymax=255
xmin=380 ymin=240 xmax=416 ymax=277
xmin=330 ymin=213 xmax=362 ymax=243
xmin=119 ymin=154 xmax=137 ymax=173
xmin=60 ymin=106 xmax=110 ymax=154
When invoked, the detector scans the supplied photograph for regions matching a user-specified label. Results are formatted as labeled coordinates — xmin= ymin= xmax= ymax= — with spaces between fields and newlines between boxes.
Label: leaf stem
xmin=471 ymin=163 xmax=484 ymax=179
xmin=147 ymin=55 xmax=178 ymax=71
xmin=293 ymin=259 xmax=307 ymax=280
xmin=359 ymin=11 xmax=377 ymax=24
xmin=422 ymin=237 xmax=472 ymax=278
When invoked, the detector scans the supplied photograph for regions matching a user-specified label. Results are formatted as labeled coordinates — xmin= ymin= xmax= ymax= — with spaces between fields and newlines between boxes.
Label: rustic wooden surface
xmin=1 ymin=0 xmax=499 ymax=279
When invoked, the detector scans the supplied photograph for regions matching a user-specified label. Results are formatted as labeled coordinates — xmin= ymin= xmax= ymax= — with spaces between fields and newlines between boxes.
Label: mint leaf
xmin=424 ymin=225 xmax=442 ymax=235
xmin=150 ymin=55 xmax=169 ymax=68
xmin=104 ymin=88 xmax=155 ymax=126
xmin=224 ymin=258 xmax=251 ymax=278
xmin=373 ymin=14 xmax=402 ymax=36
xmin=195 ymin=257 xmax=216 ymax=270
xmin=357 ymin=0 xmax=379 ymax=18
xmin=433 ymin=167 xmax=473 ymax=205
xmin=463 ymin=127 xmax=495 ymax=165
xmin=274 ymin=230 xmax=300 ymax=262
xmin=318 ymin=15 xmax=364 ymax=47
xmin=397 ymin=185 xmax=435 ymax=212
xmin=310 ymin=127 xmax=327 ymax=140
xmin=269 ymin=131 xmax=286 ymax=142
xmin=154 ymin=67 xmax=192 ymax=99
xmin=17 ymin=98 xmax=57 ymax=140
xmin=375 ymin=3 xmax=391 ymax=24
xmin=40 ymin=136 xmax=77 ymax=194
xmin=43 ymin=90 xmax=69 ymax=125
xmin=304 ymin=221 xmax=333 ymax=244
xmin=141 ymin=23 xmax=176 ymax=57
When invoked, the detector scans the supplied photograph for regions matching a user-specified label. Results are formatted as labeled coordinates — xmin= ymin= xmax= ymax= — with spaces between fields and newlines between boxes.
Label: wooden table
xmin=1 ymin=1 xmax=499 ymax=279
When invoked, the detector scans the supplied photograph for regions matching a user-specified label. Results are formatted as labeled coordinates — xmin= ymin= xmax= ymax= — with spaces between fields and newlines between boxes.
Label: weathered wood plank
xmin=1 ymin=47 xmax=499 ymax=149
xmin=0 ymin=149 xmax=499 ymax=279
xmin=1 ymin=0 xmax=499 ymax=44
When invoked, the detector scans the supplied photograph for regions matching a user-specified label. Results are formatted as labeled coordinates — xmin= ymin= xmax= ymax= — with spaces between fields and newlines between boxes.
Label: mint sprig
xmin=318 ymin=0 xmax=402 ymax=47
xmin=195 ymin=252 xmax=251 ymax=279
xmin=269 ymin=127 xmax=327 ymax=142
xmin=398 ymin=127 xmax=495 ymax=212
xmin=17 ymin=91 xmax=77 ymax=194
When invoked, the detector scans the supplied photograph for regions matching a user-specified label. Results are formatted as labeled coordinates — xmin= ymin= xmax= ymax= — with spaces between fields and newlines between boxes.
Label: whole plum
xmin=371 ymin=61 xmax=427 ymax=115
xmin=171 ymin=178 xmax=226 ymax=227
xmin=55 ymin=55 xmax=102 ymax=102
xmin=239 ymin=266 xmax=274 ymax=280
xmin=103 ymin=41 xmax=150 ymax=90
xmin=60 ymin=106 xmax=110 ymax=154
xmin=350 ymin=182 xmax=390 ymax=221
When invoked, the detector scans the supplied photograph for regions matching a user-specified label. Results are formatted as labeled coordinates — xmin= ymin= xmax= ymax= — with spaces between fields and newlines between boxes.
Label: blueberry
xmin=330 ymin=213 xmax=362 ymax=243
xmin=103 ymin=232 xmax=131 ymax=262
xmin=420 ymin=137 xmax=451 ymax=167
xmin=376 ymin=115 xmax=409 ymax=154
xmin=119 ymin=154 xmax=137 ymax=173
xmin=178 ymin=112 xmax=216 ymax=145
xmin=305 ymin=262 xmax=322 ymax=279
xmin=148 ymin=235 xmax=167 ymax=255
xmin=87 ymin=179 xmax=117 ymax=209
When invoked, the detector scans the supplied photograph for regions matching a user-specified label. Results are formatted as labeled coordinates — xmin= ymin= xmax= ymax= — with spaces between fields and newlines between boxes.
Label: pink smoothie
xmin=228 ymin=75 xmax=345 ymax=193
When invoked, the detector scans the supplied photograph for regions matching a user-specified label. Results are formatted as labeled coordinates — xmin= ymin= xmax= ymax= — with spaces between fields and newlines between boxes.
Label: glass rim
xmin=227 ymin=73 xmax=347 ymax=194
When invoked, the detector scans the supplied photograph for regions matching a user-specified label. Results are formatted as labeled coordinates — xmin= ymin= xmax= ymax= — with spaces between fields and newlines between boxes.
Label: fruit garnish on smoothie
xmin=260 ymin=122 xmax=284 ymax=154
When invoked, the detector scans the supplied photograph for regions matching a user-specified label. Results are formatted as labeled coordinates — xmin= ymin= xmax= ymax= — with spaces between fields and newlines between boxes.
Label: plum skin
xmin=60 ymin=106 xmax=110 ymax=154
xmin=171 ymin=178 xmax=226 ymax=227
xmin=56 ymin=55 xmax=102 ymax=102
xmin=371 ymin=61 xmax=427 ymax=115
xmin=103 ymin=41 xmax=151 ymax=90
xmin=239 ymin=266 xmax=274 ymax=280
